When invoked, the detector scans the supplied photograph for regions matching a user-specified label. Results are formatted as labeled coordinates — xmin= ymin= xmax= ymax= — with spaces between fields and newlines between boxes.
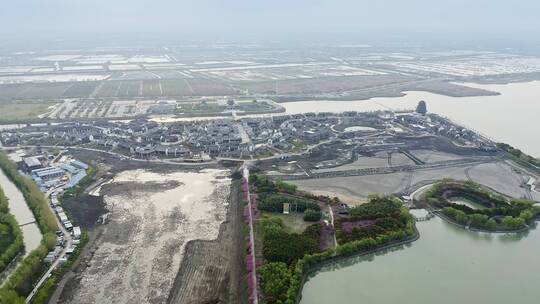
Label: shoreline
xmin=295 ymin=224 xmax=421 ymax=304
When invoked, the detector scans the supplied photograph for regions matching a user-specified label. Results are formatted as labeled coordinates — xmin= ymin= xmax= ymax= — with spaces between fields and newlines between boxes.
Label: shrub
xmin=303 ymin=209 xmax=322 ymax=222
xmin=260 ymin=262 xmax=291 ymax=304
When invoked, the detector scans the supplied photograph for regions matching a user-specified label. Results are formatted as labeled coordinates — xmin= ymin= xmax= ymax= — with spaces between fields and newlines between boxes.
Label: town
xmin=1 ymin=102 xmax=496 ymax=166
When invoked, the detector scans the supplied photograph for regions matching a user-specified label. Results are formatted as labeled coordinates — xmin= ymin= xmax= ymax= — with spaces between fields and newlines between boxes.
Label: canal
xmin=0 ymin=169 xmax=42 ymax=256
xmin=300 ymin=214 xmax=540 ymax=304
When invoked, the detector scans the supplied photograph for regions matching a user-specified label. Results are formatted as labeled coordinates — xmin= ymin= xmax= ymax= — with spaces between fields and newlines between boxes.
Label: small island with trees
xmin=420 ymin=179 xmax=540 ymax=232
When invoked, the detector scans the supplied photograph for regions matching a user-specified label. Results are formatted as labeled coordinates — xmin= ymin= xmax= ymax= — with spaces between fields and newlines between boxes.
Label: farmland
xmin=0 ymin=100 xmax=58 ymax=123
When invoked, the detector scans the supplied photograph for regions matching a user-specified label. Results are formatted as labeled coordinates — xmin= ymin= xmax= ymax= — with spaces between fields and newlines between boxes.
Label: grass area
xmin=0 ymin=101 xmax=57 ymax=123
xmin=291 ymin=139 xmax=305 ymax=152
xmin=262 ymin=212 xmax=312 ymax=234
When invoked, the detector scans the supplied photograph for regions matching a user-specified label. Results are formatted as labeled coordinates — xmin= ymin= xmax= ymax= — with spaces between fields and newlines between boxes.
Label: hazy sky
xmin=2 ymin=0 xmax=540 ymax=43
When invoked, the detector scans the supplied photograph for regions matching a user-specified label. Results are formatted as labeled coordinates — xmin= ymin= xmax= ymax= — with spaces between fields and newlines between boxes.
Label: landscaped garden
xmin=247 ymin=173 xmax=416 ymax=304
xmin=422 ymin=179 xmax=540 ymax=231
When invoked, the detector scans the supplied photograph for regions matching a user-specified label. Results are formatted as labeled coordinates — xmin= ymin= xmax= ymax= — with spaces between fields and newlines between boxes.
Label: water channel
xmin=0 ymin=169 xmax=42 ymax=256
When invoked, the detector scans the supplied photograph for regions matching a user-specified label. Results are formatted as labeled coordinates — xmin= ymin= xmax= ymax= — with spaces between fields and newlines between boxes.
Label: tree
xmin=303 ymin=209 xmax=322 ymax=222
xmin=455 ymin=211 xmax=469 ymax=225
xmin=469 ymin=214 xmax=488 ymax=228
xmin=485 ymin=218 xmax=497 ymax=229
xmin=416 ymin=100 xmax=427 ymax=115
xmin=502 ymin=216 xmax=525 ymax=229
xmin=259 ymin=262 xmax=291 ymax=304
xmin=519 ymin=210 xmax=534 ymax=222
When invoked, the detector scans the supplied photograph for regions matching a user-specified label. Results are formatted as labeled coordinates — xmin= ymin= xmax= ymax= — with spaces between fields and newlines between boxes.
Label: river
xmin=300 ymin=215 xmax=540 ymax=304
xmin=0 ymin=169 xmax=42 ymax=256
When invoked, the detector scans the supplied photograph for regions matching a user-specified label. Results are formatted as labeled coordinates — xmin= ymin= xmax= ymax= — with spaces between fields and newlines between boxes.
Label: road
xmin=327 ymin=205 xmax=338 ymax=247
xmin=279 ymin=157 xmax=495 ymax=180
xmin=242 ymin=166 xmax=258 ymax=304
xmin=25 ymin=187 xmax=73 ymax=303
xmin=2 ymin=145 xmax=218 ymax=166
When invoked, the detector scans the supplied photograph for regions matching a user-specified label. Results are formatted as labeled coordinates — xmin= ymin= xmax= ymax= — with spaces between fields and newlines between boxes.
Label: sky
xmin=2 ymin=0 xmax=540 ymax=44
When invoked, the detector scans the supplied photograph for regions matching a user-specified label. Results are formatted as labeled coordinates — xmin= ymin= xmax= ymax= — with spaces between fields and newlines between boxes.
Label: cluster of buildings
xmin=396 ymin=113 xmax=496 ymax=151
xmin=10 ymin=151 xmax=89 ymax=192
xmin=44 ymin=192 xmax=82 ymax=263
xmin=0 ymin=107 xmax=497 ymax=161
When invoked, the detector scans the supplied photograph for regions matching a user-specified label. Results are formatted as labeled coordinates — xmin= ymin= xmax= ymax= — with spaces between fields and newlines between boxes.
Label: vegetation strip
xmin=422 ymin=179 xmax=539 ymax=232
xmin=0 ymin=187 xmax=24 ymax=276
xmin=0 ymin=152 xmax=58 ymax=304
xmin=497 ymin=143 xmax=540 ymax=173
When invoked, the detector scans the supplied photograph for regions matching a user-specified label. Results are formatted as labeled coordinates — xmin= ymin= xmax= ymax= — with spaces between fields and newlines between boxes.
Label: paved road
xmin=2 ymin=145 xmax=217 ymax=166
xmin=279 ymin=157 xmax=495 ymax=180
xmin=243 ymin=167 xmax=258 ymax=304
xmin=25 ymin=188 xmax=72 ymax=303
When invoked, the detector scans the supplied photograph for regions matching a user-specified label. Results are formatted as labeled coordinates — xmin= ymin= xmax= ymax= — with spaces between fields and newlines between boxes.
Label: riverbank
xmin=0 ymin=152 xmax=57 ymax=303
xmin=0 ymin=169 xmax=42 ymax=257
xmin=0 ymin=186 xmax=24 ymax=284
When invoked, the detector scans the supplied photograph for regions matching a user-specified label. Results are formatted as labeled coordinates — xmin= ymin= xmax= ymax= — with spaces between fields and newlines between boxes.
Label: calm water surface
xmin=301 ymin=216 xmax=540 ymax=304
xmin=0 ymin=169 xmax=42 ymax=255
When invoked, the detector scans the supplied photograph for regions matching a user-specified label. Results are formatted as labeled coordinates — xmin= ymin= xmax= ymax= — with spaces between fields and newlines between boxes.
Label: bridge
xmin=413 ymin=212 xmax=436 ymax=222
xmin=18 ymin=220 xmax=37 ymax=228
xmin=400 ymin=149 xmax=426 ymax=165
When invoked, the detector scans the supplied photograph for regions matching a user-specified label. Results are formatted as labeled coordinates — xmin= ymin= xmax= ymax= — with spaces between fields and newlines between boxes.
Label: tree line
xmin=0 ymin=187 xmax=24 ymax=275
xmin=0 ymin=152 xmax=57 ymax=303
xmin=425 ymin=179 xmax=539 ymax=231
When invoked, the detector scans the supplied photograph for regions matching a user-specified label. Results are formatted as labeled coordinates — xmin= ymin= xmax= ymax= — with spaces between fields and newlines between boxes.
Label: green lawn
xmin=262 ymin=212 xmax=312 ymax=234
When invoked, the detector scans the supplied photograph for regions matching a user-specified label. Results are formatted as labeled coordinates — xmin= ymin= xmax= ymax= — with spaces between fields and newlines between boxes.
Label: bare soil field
xmin=467 ymin=162 xmax=532 ymax=199
xmin=312 ymin=153 xmax=389 ymax=173
xmin=410 ymin=149 xmax=466 ymax=163
xmin=166 ymin=180 xmax=247 ymax=304
xmin=60 ymin=168 xmax=232 ymax=304
xmin=293 ymin=160 xmax=536 ymax=201
xmin=291 ymin=172 xmax=410 ymax=200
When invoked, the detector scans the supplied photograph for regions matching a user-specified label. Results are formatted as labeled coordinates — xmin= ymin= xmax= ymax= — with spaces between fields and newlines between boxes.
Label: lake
xmin=300 ymin=214 xmax=540 ymax=304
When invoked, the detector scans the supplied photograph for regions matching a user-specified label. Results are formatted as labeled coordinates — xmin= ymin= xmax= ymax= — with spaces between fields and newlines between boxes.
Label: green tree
xmin=485 ymin=218 xmax=497 ymax=230
xmin=303 ymin=209 xmax=322 ymax=222
xmin=260 ymin=262 xmax=291 ymax=304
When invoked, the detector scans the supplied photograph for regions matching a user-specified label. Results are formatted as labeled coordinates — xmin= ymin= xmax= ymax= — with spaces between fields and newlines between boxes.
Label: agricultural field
xmin=62 ymin=82 xmax=100 ymax=98
xmin=0 ymin=100 xmax=58 ymax=122
xmin=237 ymin=74 xmax=413 ymax=95
xmin=142 ymin=79 xmax=163 ymax=96
xmin=161 ymin=79 xmax=193 ymax=96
